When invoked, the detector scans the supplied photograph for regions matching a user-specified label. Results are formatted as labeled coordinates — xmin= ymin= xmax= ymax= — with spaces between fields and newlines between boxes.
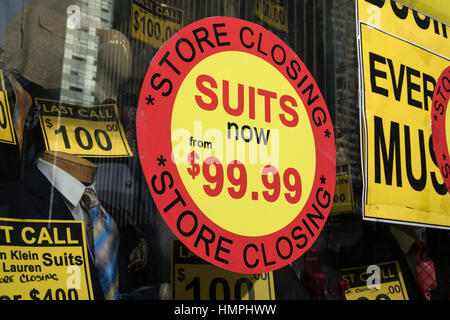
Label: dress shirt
xmin=36 ymin=157 xmax=95 ymax=258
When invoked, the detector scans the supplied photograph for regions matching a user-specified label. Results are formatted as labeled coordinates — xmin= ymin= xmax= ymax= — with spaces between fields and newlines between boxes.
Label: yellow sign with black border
xmin=341 ymin=261 xmax=409 ymax=300
xmin=172 ymin=240 xmax=275 ymax=300
xmin=331 ymin=163 xmax=355 ymax=214
xmin=0 ymin=218 xmax=94 ymax=300
xmin=131 ymin=0 xmax=183 ymax=48
xmin=357 ymin=0 xmax=450 ymax=228
xmin=37 ymin=98 xmax=133 ymax=158
xmin=254 ymin=0 xmax=288 ymax=33
xmin=0 ymin=69 xmax=16 ymax=145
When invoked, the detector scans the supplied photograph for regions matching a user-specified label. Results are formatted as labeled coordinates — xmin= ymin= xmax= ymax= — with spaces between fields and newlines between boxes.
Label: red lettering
xmin=194 ymin=74 xmax=300 ymax=127
xmin=195 ymin=74 xmax=218 ymax=110
xmin=279 ymin=94 xmax=299 ymax=127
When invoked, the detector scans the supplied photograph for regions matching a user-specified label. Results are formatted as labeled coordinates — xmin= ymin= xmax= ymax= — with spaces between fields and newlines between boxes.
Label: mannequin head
xmin=97 ymin=29 xmax=132 ymax=82
xmin=95 ymin=29 xmax=133 ymax=101
xmin=41 ymin=151 xmax=97 ymax=184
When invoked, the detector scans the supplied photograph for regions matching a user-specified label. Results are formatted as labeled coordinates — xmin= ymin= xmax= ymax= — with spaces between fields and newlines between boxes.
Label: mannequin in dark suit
xmin=2 ymin=152 xmax=107 ymax=300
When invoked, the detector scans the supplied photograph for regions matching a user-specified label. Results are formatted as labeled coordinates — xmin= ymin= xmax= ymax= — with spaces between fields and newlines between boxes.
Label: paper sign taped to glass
xmin=0 ymin=69 xmax=16 ymax=146
xmin=130 ymin=0 xmax=183 ymax=48
xmin=331 ymin=135 xmax=355 ymax=215
xmin=357 ymin=0 xmax=450 ymax=228
xmin=0 ymin=218 xmax=94 ymax=300
xmin=36 ymin=98 xmax=133 ymax=158
xmin=341 ymin=261 xmax=409 ymax=300
xmin=171 ymin=240 xmax=275 ymax=300
xmin=254 ymin=0 xmax=288 ymax=33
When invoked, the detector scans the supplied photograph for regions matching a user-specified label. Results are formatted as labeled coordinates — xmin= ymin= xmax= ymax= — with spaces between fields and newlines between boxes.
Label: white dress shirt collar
xmin=36 ymin=158 xmax=94 ymax=206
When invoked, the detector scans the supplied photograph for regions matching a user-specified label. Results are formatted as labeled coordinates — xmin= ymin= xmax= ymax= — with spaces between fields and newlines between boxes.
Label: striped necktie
xmin=81 ymin=188 xmax=119 ymax=300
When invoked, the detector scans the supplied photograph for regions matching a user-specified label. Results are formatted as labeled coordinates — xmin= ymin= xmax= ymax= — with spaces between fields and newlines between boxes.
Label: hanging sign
xmin=172 ymin=240 xmax=275 ymax=300
xmin=137 ymin=17 xmax=335 ymax=274
xmin=357 ymin=0 xmax=450 ymax=228
xmin=37 ymin=98 xmax=133 ymax=158
xmin=0 ymin=69 xmax=16 ymax=145
xmin=0 ymin=218 xmax=94 ymax=300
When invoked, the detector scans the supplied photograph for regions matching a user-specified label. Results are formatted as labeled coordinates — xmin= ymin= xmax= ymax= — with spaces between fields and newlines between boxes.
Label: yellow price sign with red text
xmin=137 ymin=17 xmax=335 ymax=274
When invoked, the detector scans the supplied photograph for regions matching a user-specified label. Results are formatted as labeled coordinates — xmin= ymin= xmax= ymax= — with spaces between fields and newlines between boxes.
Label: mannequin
xmin=40 ymin=150 xmax=97 ymax=184
xmin=95 ymin=29 xmax=133 ymax=104
xmin=390 ymin=224 xmax=426 ymax=282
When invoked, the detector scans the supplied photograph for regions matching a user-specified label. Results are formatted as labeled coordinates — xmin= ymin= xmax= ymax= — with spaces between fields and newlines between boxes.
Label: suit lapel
xmin=21 ymin=166 xmax=106 ymax=299
xmin=23 ymin=166 xmax=74 ymax=221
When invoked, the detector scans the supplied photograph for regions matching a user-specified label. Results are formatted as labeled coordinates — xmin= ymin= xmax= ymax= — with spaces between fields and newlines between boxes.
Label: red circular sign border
xmin=431 ymin=66 xmax=450 ymax=194
xmin=137 ymin=17 xmax=336 ymax=274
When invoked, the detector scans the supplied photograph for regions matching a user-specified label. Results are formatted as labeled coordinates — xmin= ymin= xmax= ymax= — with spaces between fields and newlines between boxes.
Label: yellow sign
xmin=0 ymin=218 xmax=94 ymax=300
xmin=393 ymin=0 xmax=450 ymax=26
xmin=131 ymin=0 xmax=183 ymax=48
xmin=341 ymin=261 xmax=409 ymax=300
xmin=0 ymin=69 xmax=16 ymax=145
xmin=37 ymin=98 xmax=133 ymax=158
xmin=172 ymin=240 xmax=275 ymax=300
xmin=172 ymin=50 xmax=317 ymax=237
xmin=358 ymin=0 xmax=450 ymax=227
xmin=331 ymin=163 xmax=354 ymax=214
xmin=254 ymin=0 xmax=288 ymax=33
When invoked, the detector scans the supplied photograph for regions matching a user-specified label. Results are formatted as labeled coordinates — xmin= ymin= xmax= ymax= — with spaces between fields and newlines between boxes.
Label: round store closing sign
xmin=432 ymin=66 xmax=450 ymax=193
xmin=137 ymin=17 xmax=336 ymax=274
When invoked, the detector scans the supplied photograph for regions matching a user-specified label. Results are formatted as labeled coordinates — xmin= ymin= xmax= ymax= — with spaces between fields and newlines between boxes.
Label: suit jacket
xmin=2 ymin=0 xmax=72 ymax=89
xmin=2 ymin=166 xmax=105 ymax=300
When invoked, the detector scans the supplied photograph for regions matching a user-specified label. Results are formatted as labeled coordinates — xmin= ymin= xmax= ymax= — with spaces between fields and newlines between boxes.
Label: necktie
xmin=81 ymin=188 xmax=119 ymax=300
xmin=414 ymin=240 xmax=437 ymax=300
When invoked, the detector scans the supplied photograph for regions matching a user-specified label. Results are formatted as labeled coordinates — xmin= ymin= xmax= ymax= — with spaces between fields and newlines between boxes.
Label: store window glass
xmin=0 ymin=0 xmax=449 ymax=302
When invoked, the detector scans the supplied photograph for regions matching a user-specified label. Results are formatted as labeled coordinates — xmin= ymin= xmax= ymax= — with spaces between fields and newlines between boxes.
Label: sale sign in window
xmin=137 ymin=17 xmax=335 ymax=274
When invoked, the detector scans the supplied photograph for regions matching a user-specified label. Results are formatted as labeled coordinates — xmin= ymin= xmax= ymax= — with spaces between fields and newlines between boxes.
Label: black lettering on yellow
xmin=404 ymin=126 xmax=426 ymax=191
xmin=374 ymin=116 xmax=402 ymax=187
xmin=428 ymin=135 xmax=447 ymax=195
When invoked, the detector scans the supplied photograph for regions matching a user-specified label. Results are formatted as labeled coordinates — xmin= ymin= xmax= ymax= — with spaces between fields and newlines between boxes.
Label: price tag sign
xmin=137 ymin=17 xmax=335 ymax=274
xmin=330 ymin=163 xmax=354 ymax=214
xmin=0 ymin=218 xmax=94 ymax=300
xmin=37 ymin=98 xmax=133 ymax=158
xmin=341 ymin=261 xmax=409 ymax=300
xmin=431 ymin=66 xmax=450 ymax=193
xmin=254 ymin=0 xmax=288 ymax=33
xmin=131 ymin=0 xmax=183 ymax=48
xmin=172 ymin=240 xmax=275 ymax=300
xmin=0 ymin=69 xmax=16 ymax=145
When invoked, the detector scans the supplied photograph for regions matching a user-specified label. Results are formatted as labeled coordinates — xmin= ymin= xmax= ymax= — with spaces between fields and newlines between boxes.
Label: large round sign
xmin=431 ymin=66 xmax=450 ymax=193
xmin=137 ymin=17 xmax=335 ymax=274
